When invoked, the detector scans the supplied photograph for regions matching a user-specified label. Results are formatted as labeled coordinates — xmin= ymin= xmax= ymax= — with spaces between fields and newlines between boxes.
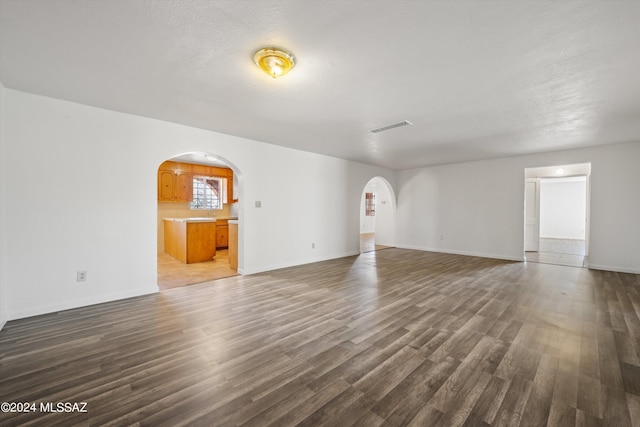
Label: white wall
xmin=396 ymin=141 xmax=640 ymax=274
xmin=539 ymin=177 xmax=586 ymax=240
xmin=3 ymin=89 xmax=395 ymax=320
xmin=0 ymin=81 xmax=8 ymax=330
xmin=371 ymin=177 xmax=396 ymax=247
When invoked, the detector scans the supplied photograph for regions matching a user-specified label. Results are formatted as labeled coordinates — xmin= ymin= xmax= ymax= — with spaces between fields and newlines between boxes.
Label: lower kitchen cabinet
xmin=216 ymin=219 xmax=229 ymax=249
xmin=164 ymin=218 xmax=216 ymax=263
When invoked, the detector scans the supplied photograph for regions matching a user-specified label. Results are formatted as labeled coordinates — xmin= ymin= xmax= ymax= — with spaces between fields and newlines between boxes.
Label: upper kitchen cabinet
xmin=158 ymin=161 xmax=193 ymax=202
xmin=175 ymin=173 xmax=193 ymax=201
xmin=158 ymin=161 xmax=236 ymax=204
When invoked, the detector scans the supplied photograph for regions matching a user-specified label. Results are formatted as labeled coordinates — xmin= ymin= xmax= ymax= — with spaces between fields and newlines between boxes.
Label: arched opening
xmin=157 ymin=151 xmax=242 ymax=289
xmin=359 ymin=177 xmax=397 ymax=253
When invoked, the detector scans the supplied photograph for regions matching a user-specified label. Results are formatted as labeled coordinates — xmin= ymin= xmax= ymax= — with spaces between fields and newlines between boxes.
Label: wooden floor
xmin=1 ymin=248 xmax=639 ymax=426
xmin=158 ymin=249 xmax=238 ymax=290
xmin=360 ymin=232 xmax=393 ymax=253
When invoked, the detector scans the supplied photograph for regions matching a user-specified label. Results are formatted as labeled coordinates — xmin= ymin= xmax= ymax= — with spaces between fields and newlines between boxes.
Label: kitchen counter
xmin=163 ymin=216 xmax=238 ymax=222
xmin=164 ymin=217 xmax=216 ymax=223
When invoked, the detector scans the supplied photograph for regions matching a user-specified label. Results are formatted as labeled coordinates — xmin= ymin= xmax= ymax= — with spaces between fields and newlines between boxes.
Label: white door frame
xmin=524 ymin=178 xmax=540 ymax=252
xmin=585 ymin=174 xmax=591 ymax=259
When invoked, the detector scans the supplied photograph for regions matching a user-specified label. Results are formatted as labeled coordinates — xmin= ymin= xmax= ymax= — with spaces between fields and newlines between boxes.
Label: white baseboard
xmin=8 ymin=286 xmax=159 ymax=321
xmin=586 ymin=263 xmax=640 ymax=275
xmin=395 ymin=245 xmax=524 ymax=262
xmin=0 ymin=315 xmax=7 ymax=332
xmin=396 ymin=245 xmax=639 ymax=274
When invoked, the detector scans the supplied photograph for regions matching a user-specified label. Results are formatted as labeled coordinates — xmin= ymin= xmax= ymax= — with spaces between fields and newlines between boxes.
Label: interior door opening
xmin=359 ymin=177 xmax=397 ymax=253
xmin=524 ymin=163 xmax=591 ymax=268
xmin=157 ymin=151 xmax=241 ymax=289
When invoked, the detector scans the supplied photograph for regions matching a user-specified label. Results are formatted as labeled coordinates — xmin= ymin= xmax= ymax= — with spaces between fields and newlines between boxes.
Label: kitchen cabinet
xmin=163 ymin=218 xmax=216 ymax=263
xmin=216 ymin=219 xmax=228 ymax=248
xmin=158 ymin=161 xmax=235 ymax=203
xmin=158 ymin=161 xmax=193 ymax=202
xmin=175 ymin=173 xmax=193 ymax=201
xmin=158 ymin=169 xmax=175 ymax=201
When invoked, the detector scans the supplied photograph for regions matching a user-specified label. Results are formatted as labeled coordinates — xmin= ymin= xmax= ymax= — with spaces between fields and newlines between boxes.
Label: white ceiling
xmin=171 ymin=152 xmax=230 ymax=168
xmin=1 ymin=0 xmax=639 ymax=170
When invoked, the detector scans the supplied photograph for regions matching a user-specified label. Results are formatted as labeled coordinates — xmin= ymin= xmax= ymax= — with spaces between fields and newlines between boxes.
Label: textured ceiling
xmin=1 ymin=0 xmax=639 ymax=170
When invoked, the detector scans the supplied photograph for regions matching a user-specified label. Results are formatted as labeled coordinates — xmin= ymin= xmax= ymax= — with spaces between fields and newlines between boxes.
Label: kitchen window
xmin=190 ymin=176 xmax=227 ymax=210
xmin=365 ymin=192 xmax=376 ymax=216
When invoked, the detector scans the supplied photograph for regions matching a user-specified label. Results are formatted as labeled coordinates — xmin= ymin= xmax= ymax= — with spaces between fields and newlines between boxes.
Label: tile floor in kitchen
xmin=157 ymin=249 xmax=238 ymax=290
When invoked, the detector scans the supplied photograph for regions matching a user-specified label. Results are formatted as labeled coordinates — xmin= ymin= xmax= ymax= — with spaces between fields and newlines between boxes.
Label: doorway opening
xmin=157 ymin=152 xmax=241 ymax=290
xmin=359 ymin=177 xmax=396 ymax=253
xmin=524 ymin=163 xmax=591 ymax=268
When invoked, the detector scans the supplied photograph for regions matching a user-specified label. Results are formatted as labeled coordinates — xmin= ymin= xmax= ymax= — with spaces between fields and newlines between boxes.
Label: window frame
xmin=365 ymin=192 xmax=376 ymax=216
xmin=190 ymin=176 xmax=226 ymax=210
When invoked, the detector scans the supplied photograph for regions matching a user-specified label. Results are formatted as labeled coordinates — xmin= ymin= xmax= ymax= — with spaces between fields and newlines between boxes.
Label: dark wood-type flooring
xmin=1 ymin=248 xmax=639 ymax=426
xmin=360 ymin=233 xmax=393 ymax=253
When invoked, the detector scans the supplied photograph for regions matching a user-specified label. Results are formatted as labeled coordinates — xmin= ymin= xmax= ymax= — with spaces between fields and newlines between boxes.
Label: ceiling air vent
xmin=369 ymin=120 xmax=413 ymax=134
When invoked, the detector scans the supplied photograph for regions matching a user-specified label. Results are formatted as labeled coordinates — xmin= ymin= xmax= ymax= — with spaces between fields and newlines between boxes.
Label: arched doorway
xmin=359 ymin=177 xmax=397 ymax=253
xmin=157 ymin=151 xmax=242 ymax=289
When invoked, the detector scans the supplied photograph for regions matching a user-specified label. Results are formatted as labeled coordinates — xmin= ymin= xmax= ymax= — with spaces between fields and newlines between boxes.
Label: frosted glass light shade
xmin=253 ymin=47 xmax=296 ymax=78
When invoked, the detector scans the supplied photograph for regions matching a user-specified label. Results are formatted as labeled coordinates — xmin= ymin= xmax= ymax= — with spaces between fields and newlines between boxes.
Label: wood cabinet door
xmin=216 ymin=225 xmax=228 ymax=248
xmin=158 ymin=170 xmax=175 ymax=201
xmin=176 ymin=173 xmax=193 ymax=202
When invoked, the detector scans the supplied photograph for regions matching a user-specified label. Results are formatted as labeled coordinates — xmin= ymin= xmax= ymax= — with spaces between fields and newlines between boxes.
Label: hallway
xmin=360 ymin=232 xmax=393 ymax=253
xmin=525 ymin=238 xmax=586 ymax=268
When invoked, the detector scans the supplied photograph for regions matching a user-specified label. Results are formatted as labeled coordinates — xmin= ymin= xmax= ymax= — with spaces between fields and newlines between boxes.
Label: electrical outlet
xmin=255 ymin=201 xmax=262 ymax=208
xmin=311 ymin=243 xmax=315 ymax=249
xmin=77 ymin=271 xmax=87 ymax=282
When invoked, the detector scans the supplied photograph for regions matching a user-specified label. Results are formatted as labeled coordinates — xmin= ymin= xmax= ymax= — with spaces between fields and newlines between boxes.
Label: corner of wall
xmin=0 ymin=80 xmax=8 ymax=331
xmin=7 ymin=286 xmax=159 ymax=321
xmin=586 ymin=263 xmax=640 ymax=275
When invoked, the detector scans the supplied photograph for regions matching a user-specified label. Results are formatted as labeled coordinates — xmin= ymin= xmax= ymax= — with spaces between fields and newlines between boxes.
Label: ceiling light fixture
xmin=253 ymin=47 xmax=296 ymax=78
